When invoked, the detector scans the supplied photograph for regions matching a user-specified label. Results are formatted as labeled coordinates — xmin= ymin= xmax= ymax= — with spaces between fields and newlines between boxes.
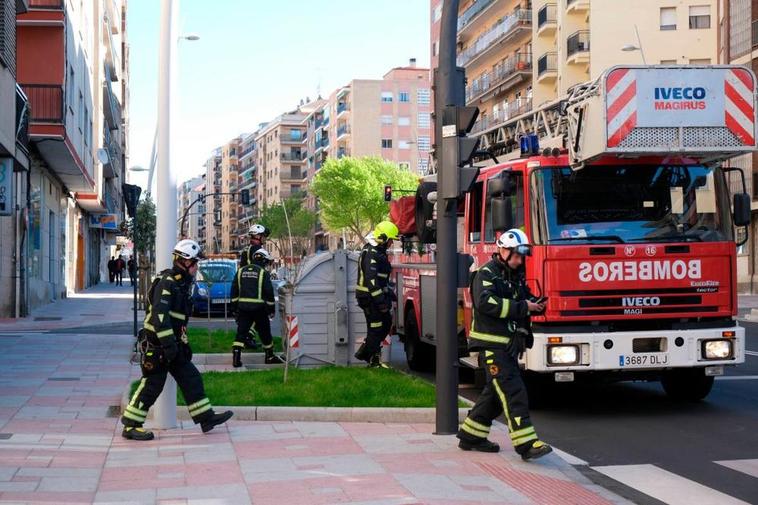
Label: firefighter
xmin=457 ymin=229 xmax=552 ymax=461
xmin=121 ymin=239 xmax=233 ymax=440
xmin=355 ymin=221 xmax=398 ymax=368
xmin=240 ymin=223 xmax=270 ymax=267
xmin=231 ymin=248 xmax=283 ymax=366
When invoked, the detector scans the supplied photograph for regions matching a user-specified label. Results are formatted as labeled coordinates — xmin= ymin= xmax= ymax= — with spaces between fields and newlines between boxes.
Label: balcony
xmin=566 ymin=0 xmax=589 ymax=13
xmin=537 ymin=52 xmax=558 ymax=82
xmin=457 ymin=0 xmax=496 ymax=38
xmin=15 ymin=85 xmax=30 ymax=158
xmin=281 ymin=151 xmax=304 ymax=163
xmin=239 ymin=144 xmax=255 ymax=158
xmin=537 ymin=3 xmax=557 ymax=35
xmin=320 ymin=136 xmax=329 ymax=148
xmin=566 ymin=30 xmax=590 ymax=65
xmin=337 ymin=124 xmax=351 ymax=139
xmin=282 ymin=131 xmax=304 ymax=144
xmin=465 ymin=53 xmax=532 ymax=105
xmin=103 ymin=69 xmax=122 ymax=132
xmin=457 ymin=9 xmax=531 ymax=68
xmin=337 ymin=102 xmax=349 ymax=116
xmin=280 ymin=168 xmax=307 ymax=182
xmin=23 ymin=84 xmax=63 ymax=122
xmin=471 ymin=98 xmax=532 ymax=134
xmin=337 ymin=148 xmax=350 ymax=159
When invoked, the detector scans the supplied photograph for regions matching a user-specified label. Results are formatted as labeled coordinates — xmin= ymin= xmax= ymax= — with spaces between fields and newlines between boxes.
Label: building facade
xmin=237 ymin=131 xmax=259 ymax=238
xmin=2 ymin=0 xmax=128 ymax=318
xmin=178 ymin=175 xmax=203 ymax=243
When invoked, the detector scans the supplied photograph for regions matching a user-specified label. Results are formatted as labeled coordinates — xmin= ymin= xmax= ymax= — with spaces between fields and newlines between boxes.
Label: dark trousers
xmin=109 ymin=271 xmax=115 ymax=283
xmin=359 ymin=305 xmax=392 ymax=358
xmin=122 ymin=344 xmax=213 ymax=426
xmin=234 ymin=309 xmax=274 ymax=349
xmin=115 ymin=271 xmax=123 ymax=285
xmin=457 ymin=348 xmax=539 ymax=454
xmin=129 ymin=271 xmax=136 ymax=286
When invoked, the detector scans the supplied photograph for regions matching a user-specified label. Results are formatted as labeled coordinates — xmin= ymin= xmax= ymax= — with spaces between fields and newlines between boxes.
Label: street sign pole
xmin=434 ymin=0 xmax=461 ymax=435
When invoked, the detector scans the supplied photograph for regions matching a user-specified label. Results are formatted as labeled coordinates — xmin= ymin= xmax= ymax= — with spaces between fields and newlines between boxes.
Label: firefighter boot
xmin=264 ymin=348 xmax=285 ymax=364
xmin=368 ymin=353 xmax=390 ymax=368
xmin=201 ymin=410 xmax=234 ymax=433
xmin=122 ymin=426 xmax=155 ymax=441
xmin=232 ymin=347 xmax=242 ymax=368
xmin=458 ymin=438 xmax=500 ymax=453
xmin=354 ymin=342 xmax=372 ymax=363
xmin=520 ymin=440 xmax=553 ymax=461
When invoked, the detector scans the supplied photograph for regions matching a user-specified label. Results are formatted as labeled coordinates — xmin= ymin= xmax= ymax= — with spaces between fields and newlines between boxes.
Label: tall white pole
xmin=153 ymin=0 xmax=179 ymax=429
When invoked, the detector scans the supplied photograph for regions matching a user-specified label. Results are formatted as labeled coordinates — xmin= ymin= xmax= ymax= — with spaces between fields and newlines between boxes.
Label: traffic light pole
xmin=435 ymin=0 xmax=461 ymax=435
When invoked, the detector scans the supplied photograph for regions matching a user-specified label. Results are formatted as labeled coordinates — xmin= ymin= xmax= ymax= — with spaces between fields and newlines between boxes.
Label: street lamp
xmin=621 ymin=25 xmax=647 ymax=64
xmin=179 ymin=33 xmax=200 ymax=41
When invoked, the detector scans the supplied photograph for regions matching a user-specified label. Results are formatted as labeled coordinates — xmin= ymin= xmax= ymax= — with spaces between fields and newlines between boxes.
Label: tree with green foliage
xmin=311 ymin=156 xmax=419 ymax=239
xmin=258 ymin=194 xmax=317 ymax=260
xmin=130 ymin=196 xmax=157 ymax=256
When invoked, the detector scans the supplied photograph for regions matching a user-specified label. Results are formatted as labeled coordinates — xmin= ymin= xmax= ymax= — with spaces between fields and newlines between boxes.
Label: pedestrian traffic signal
xmin=384 ymin=185 xmax=392 ymax=202
xmin=241 ymin=189 xmax=250 ymax=205
xmin=440 ymin=105 xmax=481 ymax=199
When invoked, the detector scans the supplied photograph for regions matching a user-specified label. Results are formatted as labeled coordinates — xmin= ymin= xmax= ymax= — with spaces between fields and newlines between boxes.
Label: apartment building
xmin=5 ymin=0 xmax=128 ymax=317
xmin=178 ymin=175 xmax=204 ymax=244
xmin=719 ymin=0 xmax=758 ymax=292
xmin=237 ymin=130 xmax=260 ymax=236
xmin=431 ymin=0 xmax=718 ymax=156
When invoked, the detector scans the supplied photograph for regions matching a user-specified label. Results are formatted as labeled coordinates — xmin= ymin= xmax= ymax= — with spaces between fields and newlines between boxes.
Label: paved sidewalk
xmin=0 ymin=284 xmax=627 ymax=504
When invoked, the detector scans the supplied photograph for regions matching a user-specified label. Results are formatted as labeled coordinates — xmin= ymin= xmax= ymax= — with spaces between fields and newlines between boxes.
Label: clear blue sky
xmin=127 ymin=0 xmax=431 ymax=191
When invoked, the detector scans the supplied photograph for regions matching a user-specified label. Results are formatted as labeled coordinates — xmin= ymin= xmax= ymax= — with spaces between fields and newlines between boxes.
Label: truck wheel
xmin=661 ymin=369 xmax=714 ymax=401
xmin=404 ymin=309 xmax=435 ymax=372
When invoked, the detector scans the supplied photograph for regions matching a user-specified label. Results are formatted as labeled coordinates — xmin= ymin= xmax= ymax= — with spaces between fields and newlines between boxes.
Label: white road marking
xmin=592 ymin=464 xmax=750 ymax=505
xmin=552 ymin=446 xmax=588 ymax=466
xmin=744 ymin=350 xmax=758 ymax=357
xmin=715 ymin=375 xmax=758 ymax=380
xmin=715 ymin=459 xmax=758 ymax=479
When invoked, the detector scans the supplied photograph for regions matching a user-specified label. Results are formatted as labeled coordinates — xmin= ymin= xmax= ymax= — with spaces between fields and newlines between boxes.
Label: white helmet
xmin=173 ymin=239 xmax=204 ymax=260
xmin=248 ymin=224 xmax=269 ymax=237
xmin=252 ymin=248 xmax=273 ymax=263
xmin=496 ymin=229 xmax=532 ymax=256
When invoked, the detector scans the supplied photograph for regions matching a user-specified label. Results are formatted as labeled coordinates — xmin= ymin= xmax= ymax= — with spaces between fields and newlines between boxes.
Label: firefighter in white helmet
xmin=121 ymin=239 xmax=233 ymax=440
xmin=240 ymin=224 xmax=270 ymax=267
xmin=457 ymin=229 xmax=552 ymax=460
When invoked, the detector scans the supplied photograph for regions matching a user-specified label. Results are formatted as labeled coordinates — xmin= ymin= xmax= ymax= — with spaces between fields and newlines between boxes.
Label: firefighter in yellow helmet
xmin=354 ymin=221 xmax=399 ymax=367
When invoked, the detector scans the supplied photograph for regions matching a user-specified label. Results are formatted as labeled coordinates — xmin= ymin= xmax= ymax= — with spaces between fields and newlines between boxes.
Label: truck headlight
xmin=548 ymin=345 xmax=579 ymax=365
xmin=702 ymin=339 xmax=732 ymax=360
xmin=197 ymin=287 xmax=208 ymax=298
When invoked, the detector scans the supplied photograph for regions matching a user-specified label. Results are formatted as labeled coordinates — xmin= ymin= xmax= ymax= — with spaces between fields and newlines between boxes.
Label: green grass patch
xmin=129 ymin=367 xmax=467 ymax=408
xmin=185 ymin=327 xmax=282 ymax=354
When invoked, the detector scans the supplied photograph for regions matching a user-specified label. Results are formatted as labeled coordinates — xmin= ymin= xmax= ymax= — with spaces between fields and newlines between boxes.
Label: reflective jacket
xmin=143 ymin=267 xmax=193 ymax=345
xmin=355 ymin=243 xmax=392 ymax=308
xmin=468 ymin=256 xmax=534 ymax=350
xmin=239 ymin=244 xmax=262 ymax=268
xmin=231 ymin=263 xmax=275 ymax=315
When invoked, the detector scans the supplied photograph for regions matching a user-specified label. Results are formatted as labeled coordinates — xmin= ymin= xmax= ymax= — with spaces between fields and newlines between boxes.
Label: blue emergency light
xmin=519 ymin=134 xmax=540 ymax=157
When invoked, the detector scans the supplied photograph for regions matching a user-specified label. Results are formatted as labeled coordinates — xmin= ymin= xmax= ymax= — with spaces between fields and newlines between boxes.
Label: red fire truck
xmin=392 ymin=65 xmax=756 ymax=400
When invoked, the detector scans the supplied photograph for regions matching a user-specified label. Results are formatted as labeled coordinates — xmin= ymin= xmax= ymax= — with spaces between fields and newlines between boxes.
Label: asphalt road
xmin=391 ymin=324 xmax=758 ymax=504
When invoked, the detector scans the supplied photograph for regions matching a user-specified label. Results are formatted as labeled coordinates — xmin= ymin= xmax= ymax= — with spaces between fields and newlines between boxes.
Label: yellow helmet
xmin=373 ymin=221 xmax=399 ymax=243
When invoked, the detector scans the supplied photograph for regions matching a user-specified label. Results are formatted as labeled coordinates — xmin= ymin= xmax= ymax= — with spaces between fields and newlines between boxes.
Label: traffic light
xmin=240 ymin=189 xmax=250 ymax=205
xmin=122 ymin=183 xmax=142 ymax=218
xmin=384 ymin=185 xmax=392 ymax=202
xmin=439 ymin=105 xmax=480 ymax=200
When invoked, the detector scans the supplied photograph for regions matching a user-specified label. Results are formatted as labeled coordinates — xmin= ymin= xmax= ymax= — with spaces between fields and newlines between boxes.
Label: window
xmin=398 ymin=140 xmax=410 ymax=149
xmin=381 ymin=92 xmax=393 ymax=102
xmin=399 ymin=162 xmax=410 ymax=171
xmin=468 ymin=181 xmax=484 ymax=243
xmin=484 ymin=173 xmax=524 ymax=243
xmin=660 ymin=59 xmax=678 ymax=64
xmin=399 ymin=92 xmax=410 ymax=103
xmin=689 ymin=5 xmax=710 ymax=29
xmin=433 ymin=3 xmax=442 ymax=22
xmin=381 ymin=115 xmax=393 ymax=125
xmin=418 ymin=112 xmax=431 ymax=128
xmin=78 ymin=92 xmax=84 ymax=132
xmin=398 ymin=116 xmax=410 ymax=126
xmin=66 ymin=66 xmax=75 ymax=111
xmin=417 ymin=88 xmax=431 ymax=104
xmin=83 ymin=108 xmax=89 ymax=146
xmin=417 ymin=158 xmax=430 ymax=174
xmin=660 ymin=7 xmax=677 ymax=30
xmin=432 ymin=41 xmax=437 ymax=57
xmin=689 ymin=58 xmax=711 ymax=64
xmin=417 ymin=136 xmax=431 ymax=152
xmin=381 ymin=139 xmax=393 ymax=148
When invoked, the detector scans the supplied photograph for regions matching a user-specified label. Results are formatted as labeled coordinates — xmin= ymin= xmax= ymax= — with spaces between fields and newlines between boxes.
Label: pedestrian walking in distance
xmin=107 ymin=256 xmax=116 ymax=284
xmin=354 ymin=221 xmax=399 ymax=368
xmin=128 ymin=257 xmax=137 ymax=287
xmin=457 ymin=229 xmax=552 ymax=461
xmin=121 ymin=239 xmax=233 ymax=440
xmin=115 ymin=255 xmax=126 ymax=286
xmin=231 ymin=248 xmax=283 ymax=367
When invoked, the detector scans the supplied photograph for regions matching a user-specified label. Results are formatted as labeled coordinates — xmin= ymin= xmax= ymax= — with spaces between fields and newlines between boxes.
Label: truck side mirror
xmin=734 ymin=192 xmax=750 ymax=227
xmin=492 ymin=197 xmax=513 ymax=232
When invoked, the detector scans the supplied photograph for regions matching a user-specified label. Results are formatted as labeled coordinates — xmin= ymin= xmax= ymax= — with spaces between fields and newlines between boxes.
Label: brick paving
xmin=0 ymin=284 xmax=630 ymax=504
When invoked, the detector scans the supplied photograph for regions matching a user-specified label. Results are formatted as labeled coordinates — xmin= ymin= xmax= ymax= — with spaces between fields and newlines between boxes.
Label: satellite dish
xmin=97 ymin=148 xmax=110 ymax=165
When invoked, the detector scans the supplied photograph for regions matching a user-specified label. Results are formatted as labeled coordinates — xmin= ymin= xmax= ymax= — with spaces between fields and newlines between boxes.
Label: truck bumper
xmin=525 ymin=324 xmax=745 ymax=373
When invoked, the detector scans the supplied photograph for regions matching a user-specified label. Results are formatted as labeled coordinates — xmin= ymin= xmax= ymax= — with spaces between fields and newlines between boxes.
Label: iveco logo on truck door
xmin=578 ymin=260 xmax=702 ymax=282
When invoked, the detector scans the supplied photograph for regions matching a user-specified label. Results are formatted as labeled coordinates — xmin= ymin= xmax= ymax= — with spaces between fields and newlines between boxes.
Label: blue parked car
xmin=191 ymin=259 xmax=238 ymax=316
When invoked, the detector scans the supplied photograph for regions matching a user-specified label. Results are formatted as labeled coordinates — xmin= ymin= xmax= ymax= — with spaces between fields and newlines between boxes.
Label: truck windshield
xmin=533 ymin=165 xmax=733 ymax=244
